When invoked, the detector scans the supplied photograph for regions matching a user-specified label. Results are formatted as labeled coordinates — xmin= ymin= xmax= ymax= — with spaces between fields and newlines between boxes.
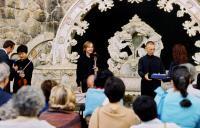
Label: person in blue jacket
xmin=155 ymin=66 xmax=200 ymax=128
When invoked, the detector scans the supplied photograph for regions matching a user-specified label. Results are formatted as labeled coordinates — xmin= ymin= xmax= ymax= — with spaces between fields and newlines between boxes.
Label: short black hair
xmin=94 ymin=69 xmax=113 ymax=88
xmin=104 ymin=76 xmax=125 ymax=103
xmin=3 ymin=40 xmax=15 ymax=48
xmin=132 ymin=96 xmax=157 ymax=122
xmin=17 ymin=44 xmax=28 ymax=53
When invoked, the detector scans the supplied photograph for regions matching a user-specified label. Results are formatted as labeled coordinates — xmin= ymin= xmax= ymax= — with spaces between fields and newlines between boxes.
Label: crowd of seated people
xmin=1 ymin=53 xmax=200 ymax=128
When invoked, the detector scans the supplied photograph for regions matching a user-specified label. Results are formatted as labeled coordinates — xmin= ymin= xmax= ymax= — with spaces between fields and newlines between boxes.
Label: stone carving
xmin=28 ymin=40 xmax=52 ymax=66
xmin=98 ymin=0 xmax=114 ymax=12
xmin=107 ymin=15 xmax=164 ymax=76
xmin=192 ymin=40 xmax=200 ymax=65
xmin=127 ymin=0 xmax=143 ymax=4
xmin=53 ymin=0 xmax=200 ymax=67
xmin=157 ymin=0 xmax=200 ymax=37
xmin=22 ymin=0 xmax=200 ymax=91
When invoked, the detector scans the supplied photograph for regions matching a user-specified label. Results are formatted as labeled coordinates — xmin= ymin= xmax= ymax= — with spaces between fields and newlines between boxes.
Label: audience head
xmin=41 ymin=80 xmax=58 ymax=102
xmin=94 ymin=69 xmax=113 ymax=88
xmin=0 ymin=100 xmax=18 ymax=120
xmin=172 ymin=43 xmax=188 ymax=64
xmin=87 ymin=74 xmax=95 ymax=88
xmin=0 ymin=63 xmax=10 ymax=88
xmin=17 ymin=45 xmax=28 ymax=60
xmin=13 ymin=86 xmax=45 ymax=117
xmin=180 ymin=63 xmax=196 ymax=83
xmin=145 ymin=41 xmax=155 ymax=56
xmin=104 ymin=76 xmax=125 ymax=103
xmin=172 ymin=66 xmax=192 ymax=107
xmin=3 ymin=40 xmax=15 ymax=54
xmin=49 ymin=85 xmax=76 ymax=111
xmin=133 ymin=96 xmax=157 ymax=122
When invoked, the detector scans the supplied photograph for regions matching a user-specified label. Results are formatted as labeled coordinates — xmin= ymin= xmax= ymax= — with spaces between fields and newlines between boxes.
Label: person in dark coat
xmin=76 ymin=41 xmax=96 ymax=93
xmin=0 ymin=40 xmax=15 ymax=93
xmin=13 ymin=45 xmax=33 ymax=93
xmin=138 ymin=41 xmax=165 ymax=97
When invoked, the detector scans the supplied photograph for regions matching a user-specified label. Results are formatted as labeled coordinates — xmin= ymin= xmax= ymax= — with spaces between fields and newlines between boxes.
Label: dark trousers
xmin=81 ymin=79 xmax=88 ymax=93
xmin=141 ymin=79 xmax=161 ymax=98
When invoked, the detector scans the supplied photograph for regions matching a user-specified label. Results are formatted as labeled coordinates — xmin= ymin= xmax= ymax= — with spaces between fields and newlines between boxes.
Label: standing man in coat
xmin=0 ymin=40 xmax=15 ymax=93
xmin=138 ymin=41 xmax=165 ymax=97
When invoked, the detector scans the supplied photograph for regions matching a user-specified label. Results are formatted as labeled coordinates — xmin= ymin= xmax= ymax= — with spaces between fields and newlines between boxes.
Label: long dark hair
xmin=172 ymin=66 xmax=192 ymax=107
xmin=172 ymin=43 xmax=188 ymax=64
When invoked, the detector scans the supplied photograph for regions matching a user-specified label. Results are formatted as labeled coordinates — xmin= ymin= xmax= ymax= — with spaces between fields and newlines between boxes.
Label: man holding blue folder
xmin=138 ymin=41 xmax=165 ymax=97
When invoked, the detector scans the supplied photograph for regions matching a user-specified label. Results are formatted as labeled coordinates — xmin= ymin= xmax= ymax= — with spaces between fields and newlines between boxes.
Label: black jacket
xmin=76 ymin=54 xmax=94 ymax=87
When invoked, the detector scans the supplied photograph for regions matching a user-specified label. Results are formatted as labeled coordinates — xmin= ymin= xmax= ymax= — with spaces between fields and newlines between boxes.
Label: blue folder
xmin=151 ymin=73 xmax=170 ymax=80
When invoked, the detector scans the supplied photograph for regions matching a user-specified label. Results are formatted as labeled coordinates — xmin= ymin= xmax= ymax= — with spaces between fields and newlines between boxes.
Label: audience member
xmin=0 ymin=86 xmax=55 ymax=128
xmin=39 ymin=80 xmax=58 ymax=115
xmin=0 ymin=63 xmax=11 ymax=106
xmin=84 ymin=69 xmax=113 ymax=118
xmin=39 ymin=85 xmax=81 ymax=128
xmin=131 ymin=95 xmax=180 ymax=128
xmin=89 ymin=76 xmax=140 ymax=128
xmin=168 ymin=43 xmax=188 ymax=78
xmin=155 ymin=66 xmax=200 ymax=128
xmin=87 ymin=74 xmax=95 ymax=88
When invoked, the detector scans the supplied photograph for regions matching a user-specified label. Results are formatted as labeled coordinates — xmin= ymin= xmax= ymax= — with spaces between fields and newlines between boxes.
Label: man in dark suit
xmin=0 ymin=40 xmax=15 ymax=93
xmin=138 ymin=41 xmax=165 ymax=97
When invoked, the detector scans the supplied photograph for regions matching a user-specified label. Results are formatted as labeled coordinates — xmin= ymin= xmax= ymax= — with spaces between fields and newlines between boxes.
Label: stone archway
xmin=52 ymin=0 xmax=200 ymax=66
xmin=32 ymin=0 xmax=200 ymax=92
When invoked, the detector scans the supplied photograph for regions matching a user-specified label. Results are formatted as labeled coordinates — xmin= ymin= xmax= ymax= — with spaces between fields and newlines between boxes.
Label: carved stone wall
xmin=0 ymin=0 xmax=75 ymax=45
xmin=0 ymin=0 xmax=200 ymax=92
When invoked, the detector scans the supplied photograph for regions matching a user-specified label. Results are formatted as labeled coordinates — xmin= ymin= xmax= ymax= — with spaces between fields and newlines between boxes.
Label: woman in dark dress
xmin=76 ymin=41 xmax=96 ymax=93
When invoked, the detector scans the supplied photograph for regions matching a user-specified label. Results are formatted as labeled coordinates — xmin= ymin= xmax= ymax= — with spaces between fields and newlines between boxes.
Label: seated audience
xmin=39 ymin=80 xmax=58 ymax=115
xmin=0 ymin=63 xmax=12 ymax=106
xmin=39 ymin=85 xmax=81 ymax=128
xmin=155 ymin=66 xmax=200 ymax=128
xmin=131 ymin=95 xmax=180 ymax=128
xmin=84 ymin=69 xmax=113 ymax=118
xmin=0 ymin=86 xmax=55 ymax=128
xmin=0 ymin=99 xmax=18 ymax=120
xmin=89 ymin=76 xmax=140 ymax=128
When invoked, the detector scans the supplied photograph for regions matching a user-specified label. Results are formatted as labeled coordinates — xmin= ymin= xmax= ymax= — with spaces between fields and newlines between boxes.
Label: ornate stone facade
xmin=0 ymin=0 xmax=200 ymax=92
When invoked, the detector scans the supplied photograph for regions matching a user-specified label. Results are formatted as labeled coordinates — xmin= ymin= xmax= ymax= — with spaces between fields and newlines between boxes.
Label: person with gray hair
xmin=0 ymin=86 xmax=55 ymax=128
xmin=0 ymin=62 xmax=11 ymax=106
